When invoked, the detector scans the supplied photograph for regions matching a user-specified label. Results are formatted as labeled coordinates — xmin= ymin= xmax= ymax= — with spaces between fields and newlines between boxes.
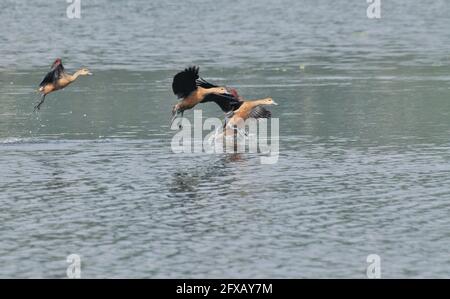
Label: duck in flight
xmin=171 ymin=66 xmax=242 ymax=126
xmin=222 ymin=97 xmax=278 ymax=136
xmin=35 ymin=58 xmax=92 ymax=111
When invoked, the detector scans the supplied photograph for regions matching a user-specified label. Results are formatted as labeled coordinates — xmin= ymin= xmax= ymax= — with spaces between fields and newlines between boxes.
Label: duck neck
xmin=247 ymin=98 xmax=271 ymax=108
xmin=69 ymin=70 xmax=83 ymax=82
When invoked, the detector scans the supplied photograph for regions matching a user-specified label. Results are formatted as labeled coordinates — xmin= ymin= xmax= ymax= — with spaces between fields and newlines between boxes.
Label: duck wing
xmin=196 ymin=77 xmax=217 ymax=89
xmin=39 ymin=63 xmax=64 ymax=87
xmin=201 ymin=93 xmax=243 ymax=113
xmin=248 ymin=106 xmax=272 ymax=119
xmin=172 ymin=66 xmax=199 ymax=98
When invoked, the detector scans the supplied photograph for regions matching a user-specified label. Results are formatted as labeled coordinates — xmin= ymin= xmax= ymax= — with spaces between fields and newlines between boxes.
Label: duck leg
xmin=34 ymin=95 xmax=46 ymax=111
xmin=178 ymin=111 xmax=184 ymax=130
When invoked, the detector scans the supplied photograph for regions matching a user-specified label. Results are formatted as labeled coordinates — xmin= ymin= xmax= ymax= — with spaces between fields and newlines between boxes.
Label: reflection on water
xmin=169 ymin=154 xmax=243 ymax=198
xmin=1 ymin=0 xmax=450 ymax=278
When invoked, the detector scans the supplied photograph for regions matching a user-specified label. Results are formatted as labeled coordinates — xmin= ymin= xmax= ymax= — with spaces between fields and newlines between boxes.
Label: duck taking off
xmin=35 ymin=58 xmax=92 ymax=111
xmin=223 ymin=97 xmax=277 ymax=134
xmin=171 ymin=66 xmax=242 ymax=125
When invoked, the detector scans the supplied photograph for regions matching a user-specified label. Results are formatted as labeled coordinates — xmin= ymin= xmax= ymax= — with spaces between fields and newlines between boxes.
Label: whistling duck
xmin=171 ymin=66 xmax=242 ymax=125
xmin=35 ymin=58 xmax=92 ymax=111
xmin=223 ymin=97 xmax=277 ymax=135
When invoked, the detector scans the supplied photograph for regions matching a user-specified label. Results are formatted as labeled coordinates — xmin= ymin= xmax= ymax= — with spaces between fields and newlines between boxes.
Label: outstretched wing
xmin=201 ymin=93 xmax=243 ymax=113
xmin=39 ymin=63 xmax=64 ymax=87
xmin=172 ymin=66 xmax=199 ymax=98
xmin=248 ymin=106 xmax=272 ymax=119
xmin=196 ymin=77 xmax=217 ymax=89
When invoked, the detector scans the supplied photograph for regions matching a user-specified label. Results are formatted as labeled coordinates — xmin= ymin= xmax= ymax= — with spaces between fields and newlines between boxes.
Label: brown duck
xmin=171 ymin=66 xmax=242 ymax=125
xmin=35 ymin=58 xmax=92 ymax=111
xmin=222 ymin=97 xmax=278 ymax=136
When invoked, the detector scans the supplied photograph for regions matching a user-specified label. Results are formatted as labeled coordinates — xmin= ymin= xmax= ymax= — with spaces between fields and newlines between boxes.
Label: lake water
xmin=0 ymin=0 xmax=449 ymax=278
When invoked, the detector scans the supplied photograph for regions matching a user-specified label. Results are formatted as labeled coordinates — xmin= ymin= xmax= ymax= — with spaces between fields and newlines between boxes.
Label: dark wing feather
xmin=201 ymin=93 xmax=243 ymax=113
xmin=39 ymin=64 xmax=64 ymax=87
xmin=39 ymin=71 xmax=56 ymax=87
xmin=172 ymin=66 xmax=199 ymax=98
xmin=196 ymin=77 xmax=217 ymax=89
xmin=248 ymin=106 xmax=272 ymax=119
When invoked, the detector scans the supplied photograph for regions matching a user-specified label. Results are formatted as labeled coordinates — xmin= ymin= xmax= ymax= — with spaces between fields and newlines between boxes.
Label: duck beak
xmin=272 ymin=101 xmax=278 ymax=105
xmin=87 ymin=72 xmax=93 ymax=76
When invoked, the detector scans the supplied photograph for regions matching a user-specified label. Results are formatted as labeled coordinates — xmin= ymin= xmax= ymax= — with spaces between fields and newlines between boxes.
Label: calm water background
xmin=1 ymin=0 xmax=450 ymax=278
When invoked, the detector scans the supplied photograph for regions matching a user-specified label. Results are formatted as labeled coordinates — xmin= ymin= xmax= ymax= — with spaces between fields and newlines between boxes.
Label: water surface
xmin=0 ymin=0 xmax=450 ymax=278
